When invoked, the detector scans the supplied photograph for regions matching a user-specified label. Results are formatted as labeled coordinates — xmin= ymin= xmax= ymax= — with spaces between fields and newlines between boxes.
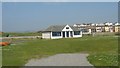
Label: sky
xmin=0 ymin=2 xmax=2 ymax=32
xmin=2 ymin=2 xmax=118 ymax=32
xmin=1 ymin=0 xmax=120 ymax=2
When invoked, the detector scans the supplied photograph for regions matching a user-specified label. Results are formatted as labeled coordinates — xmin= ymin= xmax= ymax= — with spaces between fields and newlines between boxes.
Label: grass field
xmin=2 ymin=36 xmax=118 ymax=66
xmin=0 ymin=47 xmax=2 ymax=67
xmin=2 ymin=32 xmax=41 ymax=37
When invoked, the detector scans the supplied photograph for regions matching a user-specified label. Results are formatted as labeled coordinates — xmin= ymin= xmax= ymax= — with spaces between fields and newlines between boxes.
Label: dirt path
xmin=25 ymin=53 xmax=93 ymax=66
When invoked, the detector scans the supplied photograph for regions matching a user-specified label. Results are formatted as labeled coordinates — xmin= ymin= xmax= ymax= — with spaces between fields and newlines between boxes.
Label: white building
xmin=105 ymin=22 xmax=113 ymax=26
xmin=115 ymin=22 xmax=120 ymax=26
xmin=81 ymin=28 xmax=92 ymax=34
xmin=96 ymin=26 xmax=103 ymax=32
xmin=42 ymin=25 xmax=82 ymax=39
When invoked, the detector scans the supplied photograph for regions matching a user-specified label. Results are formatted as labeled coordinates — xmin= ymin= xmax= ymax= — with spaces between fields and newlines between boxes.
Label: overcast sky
xmin=0 ymin=2 xmax=2 ymax=32
xmin=1 ymin=1 xmax=119 ymax=32
xmin=1 ymin=0 xmax=120 ymax=2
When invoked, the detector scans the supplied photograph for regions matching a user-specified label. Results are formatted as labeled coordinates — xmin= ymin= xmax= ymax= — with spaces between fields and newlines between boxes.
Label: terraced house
xmin=42 ymin=25 xmax=82 ymax=39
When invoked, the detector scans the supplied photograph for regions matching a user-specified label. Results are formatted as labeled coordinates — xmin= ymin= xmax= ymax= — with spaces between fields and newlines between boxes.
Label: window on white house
xmin=74 ymin=31 xmax=80 ymax=35
xmin=52 ymin=32 xmax=61 ymax=36
xmin=66 ymin=27 xmax=69 ymax=29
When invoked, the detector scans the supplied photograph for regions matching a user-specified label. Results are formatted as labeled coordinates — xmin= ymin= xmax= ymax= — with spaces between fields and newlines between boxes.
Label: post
xmin=65 ymin=31 xmax=66 ymax=38
xmin=69 ymin=31 xmax=71 ymax=38
xmin=72 ymin=31 xmax=74 ymax=37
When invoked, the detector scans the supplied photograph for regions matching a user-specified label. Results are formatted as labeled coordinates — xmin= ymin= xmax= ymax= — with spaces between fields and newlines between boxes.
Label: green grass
xmin=0 ymin=47 xmax=2 ymax=67
xmin=87 ymin=53 xmax=118 ymax=66
xmin=2 ymin=36 xmax=118 ymax=66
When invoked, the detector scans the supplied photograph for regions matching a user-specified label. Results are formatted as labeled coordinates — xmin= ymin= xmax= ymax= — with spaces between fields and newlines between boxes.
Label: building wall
xmin=51 ymin=36 xmax=62 ymax=39
xmin=42 ymin=32 xmax=51 ymax=39
xmin=105 ymin=26 xmax=110 ymax=32
xmin=109 ymin=27 xmax=113 ymax=32
xmin=115 ymin=26 xmax=120 ymax=32
xmin=96 ymin=27 xmax=102 ymax=32
xmin=73 ymin=31 xmax=82 ymax=38
xmin=104 ymin=26 xmax=114 ymax=32
xmin=81 ymin=28 xmax=91 ymax=34
xmin=50 ymin=31 xmax=82 ymax=39
xmin=62 ymin=25 xmax=73 ymax=31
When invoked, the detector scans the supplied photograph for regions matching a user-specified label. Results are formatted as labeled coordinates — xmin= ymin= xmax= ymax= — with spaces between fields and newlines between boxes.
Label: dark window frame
xmin=66 ymin=27 xmax=69 ymax=29
xmin=52 ymin=32 xmax=61 ymax=36
xmin=74 ymin=31 xmax=80 ymax=35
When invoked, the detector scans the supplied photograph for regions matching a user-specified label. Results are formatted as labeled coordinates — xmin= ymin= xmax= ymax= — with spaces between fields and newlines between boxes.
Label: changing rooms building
xmin=42 ymin=25 xmax=82 ymax=39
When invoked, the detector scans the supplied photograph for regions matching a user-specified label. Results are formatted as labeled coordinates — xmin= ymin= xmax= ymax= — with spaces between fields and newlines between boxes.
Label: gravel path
xmin=25 ymin=53 xmax=93 ymax=66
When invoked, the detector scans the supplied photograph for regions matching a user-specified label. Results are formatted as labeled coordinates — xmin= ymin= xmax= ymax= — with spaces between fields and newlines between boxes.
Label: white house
xmin=42 ymin=25 xmax=82 ymax=39
xmin=96 ymin=26 xmax=103 ymax=32
xmin=104 ymin=22 xmax=113 ymax=26
xmin=81 ymin=28 xmax=92 ymax=35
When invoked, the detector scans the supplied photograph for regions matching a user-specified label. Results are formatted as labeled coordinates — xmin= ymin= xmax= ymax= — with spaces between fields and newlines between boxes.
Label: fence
xmin=92 ymin=32 xmax=118 ymax=37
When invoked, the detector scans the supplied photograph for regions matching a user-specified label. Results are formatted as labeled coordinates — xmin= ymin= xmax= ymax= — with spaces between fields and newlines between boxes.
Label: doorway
xmin=62 ymin=32 xmax=65 ymax=38
xmin=66 ymin=31 xmax=69 ymax=37
xmin=70 ymin=31 xmax=73 ymax=37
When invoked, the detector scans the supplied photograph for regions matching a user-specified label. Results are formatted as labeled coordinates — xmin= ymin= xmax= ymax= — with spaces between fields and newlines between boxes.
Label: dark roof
xmin=43 ymin=25 xmax=80 ymax=32
xmin=70 ymin=26 xmax=80 ymax=31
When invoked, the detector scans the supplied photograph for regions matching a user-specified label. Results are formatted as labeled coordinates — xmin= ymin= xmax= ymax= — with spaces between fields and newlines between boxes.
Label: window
xmin=52 ymin=32 xmax=61 ymax=36
xmin=66 ymin=27 xmax=69 ymax=29
xmin=81 ymin=29 xmax=89 ymax=32
xmin=74 ymin=31 xmax=80 ymax=35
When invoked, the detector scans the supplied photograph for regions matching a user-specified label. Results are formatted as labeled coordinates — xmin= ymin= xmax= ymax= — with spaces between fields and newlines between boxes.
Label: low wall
xmin=92 ymin=32 xmax=118 ymax=36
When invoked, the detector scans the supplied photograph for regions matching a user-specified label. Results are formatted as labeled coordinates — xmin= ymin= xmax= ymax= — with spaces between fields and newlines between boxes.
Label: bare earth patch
xmin=25 ymin=53 xmax=93 ymax=66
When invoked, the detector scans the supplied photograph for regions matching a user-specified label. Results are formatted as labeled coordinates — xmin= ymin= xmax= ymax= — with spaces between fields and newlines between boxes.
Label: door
xmin=66 ymin=31 xmax=69 ymax=37
xmin=62 ymin=32 xmax=65 ymax=38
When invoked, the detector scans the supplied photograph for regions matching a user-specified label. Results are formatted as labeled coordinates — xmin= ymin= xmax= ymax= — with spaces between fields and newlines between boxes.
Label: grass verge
xmin=2 ymin=36 xmax=118 ymax=66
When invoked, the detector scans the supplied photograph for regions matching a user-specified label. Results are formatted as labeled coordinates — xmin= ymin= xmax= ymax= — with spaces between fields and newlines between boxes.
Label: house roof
xmin=43 ymin=25 xmax=80 ymax=32
xmin=70 ymin=26 xmax=80 ymax=31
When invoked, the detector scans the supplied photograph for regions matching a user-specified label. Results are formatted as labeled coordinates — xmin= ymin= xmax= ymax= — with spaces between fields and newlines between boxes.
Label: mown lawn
xmin=0 ymin=47 xmax=2 ymax=67
xmin=2 ymin=36 xmax=118 ymax=66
